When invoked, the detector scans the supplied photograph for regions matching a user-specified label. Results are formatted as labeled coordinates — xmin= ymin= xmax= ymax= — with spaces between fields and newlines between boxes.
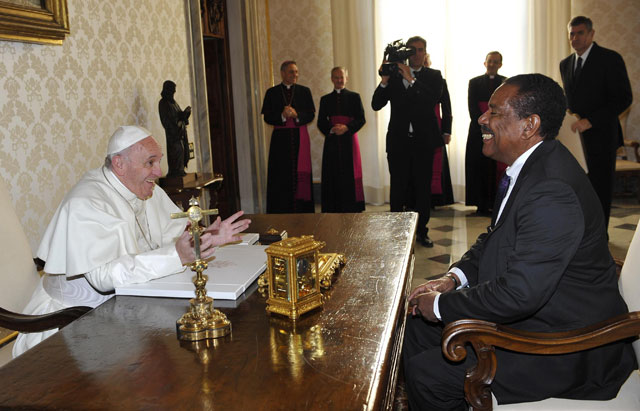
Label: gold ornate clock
xmin=265 ymin=235 xmax=325 ymax=320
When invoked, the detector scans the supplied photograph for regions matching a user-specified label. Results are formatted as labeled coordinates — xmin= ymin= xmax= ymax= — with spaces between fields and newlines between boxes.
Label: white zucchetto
xmin=107 ymin=126 xmax=152 ymax=155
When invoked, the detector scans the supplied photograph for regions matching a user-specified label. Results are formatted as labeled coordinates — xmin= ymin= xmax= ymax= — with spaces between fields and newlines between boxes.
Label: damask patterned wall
xmin=0 ymin=0 xmax=194 ymax=250
xmin=572 ymin=0 xmax=640 ymax=142
xmin=267 ymin=0 xmax=335 ymax=183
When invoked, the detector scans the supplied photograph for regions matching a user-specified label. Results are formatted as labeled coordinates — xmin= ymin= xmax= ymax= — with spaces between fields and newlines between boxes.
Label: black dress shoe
xmin=417 ymin=235 xmax=434 ymax=248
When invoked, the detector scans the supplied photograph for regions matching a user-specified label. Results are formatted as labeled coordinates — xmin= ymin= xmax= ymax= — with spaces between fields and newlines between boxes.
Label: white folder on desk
xmin=115 ymin=243 xmax=267 ymax=300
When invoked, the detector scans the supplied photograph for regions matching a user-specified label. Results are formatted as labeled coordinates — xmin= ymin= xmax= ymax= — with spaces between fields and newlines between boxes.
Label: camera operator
xmin=372 ymin=36 xmax=444 ymax=247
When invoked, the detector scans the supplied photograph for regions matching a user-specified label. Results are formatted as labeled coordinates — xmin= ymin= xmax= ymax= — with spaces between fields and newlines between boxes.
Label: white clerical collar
xmin=575 ymin=42 xmax=594 ymax=62
xmin=488 ymin=74 xmax=496 ymax=79
xmin=282 ymin=83 xmax=294 ymax=89
xmin=334 ymin=88 xmax=343 ymax=94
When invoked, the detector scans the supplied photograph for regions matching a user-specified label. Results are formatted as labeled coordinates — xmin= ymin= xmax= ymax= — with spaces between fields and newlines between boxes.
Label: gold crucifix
xmin=171 ymin=197 xmax=231 ymax=341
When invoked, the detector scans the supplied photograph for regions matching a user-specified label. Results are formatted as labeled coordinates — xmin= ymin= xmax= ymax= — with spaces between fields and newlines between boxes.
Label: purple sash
xmin=331 ymin=115 xmax=364 ymax=202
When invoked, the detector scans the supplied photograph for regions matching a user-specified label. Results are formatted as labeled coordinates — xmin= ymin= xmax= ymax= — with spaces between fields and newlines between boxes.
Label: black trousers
xmin=387 ymin=143 xmax=434 ymax=238
xmin=402 ymin=316 xmax=472 ymax=411
xmin=584 ymin=143 xmax=616 ymax=230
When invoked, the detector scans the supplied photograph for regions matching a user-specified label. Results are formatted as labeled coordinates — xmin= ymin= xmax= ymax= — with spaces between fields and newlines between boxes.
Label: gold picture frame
xmin=0 ymin=0 xmax=69 ymax=45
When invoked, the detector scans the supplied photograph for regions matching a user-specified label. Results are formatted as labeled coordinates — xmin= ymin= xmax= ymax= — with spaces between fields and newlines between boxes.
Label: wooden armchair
xmin=441 ymin=224 xmax=640 ymax=410
xmin=0 ymin=177 xmax=89 ymax=366
xmin=615 ymin=106 xmax=640 ymax=201
xmin=616 ymin=139 xmax=640 ymax=202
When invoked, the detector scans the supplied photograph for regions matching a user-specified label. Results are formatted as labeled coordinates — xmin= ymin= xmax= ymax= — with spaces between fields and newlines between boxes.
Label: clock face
xmin=271 ymin=256 xmax=290 ymax=300
xmin=297 ymin=258 xmax=311 ymax=276
xmin=296 ymin=254 xmax=316 ymax=298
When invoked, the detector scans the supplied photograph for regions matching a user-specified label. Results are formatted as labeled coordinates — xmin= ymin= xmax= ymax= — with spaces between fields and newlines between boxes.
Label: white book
xmin=115 ymin=244 xmax=267 ymax=300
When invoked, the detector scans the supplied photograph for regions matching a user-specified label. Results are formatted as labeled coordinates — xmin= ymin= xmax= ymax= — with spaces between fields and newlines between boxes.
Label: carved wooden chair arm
xmin=0 ymin=306 xmax=91 ymax=333
xmin=441 ymin=312 xmax=640 ymax=411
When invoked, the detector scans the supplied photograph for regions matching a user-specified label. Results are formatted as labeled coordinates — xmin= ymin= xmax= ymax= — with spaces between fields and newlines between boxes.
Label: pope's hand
xmin=176 ymin=211 xmax=251 ymax=264
xmin=203 ymin=210 xmax=251 ymax=247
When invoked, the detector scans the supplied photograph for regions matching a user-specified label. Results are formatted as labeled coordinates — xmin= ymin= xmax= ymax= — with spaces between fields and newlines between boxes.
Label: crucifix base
xmin=176 ymin=296 xmax=231 ymax=341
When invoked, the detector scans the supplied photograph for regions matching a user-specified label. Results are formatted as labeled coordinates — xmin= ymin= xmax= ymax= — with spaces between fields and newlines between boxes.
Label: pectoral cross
xmin=171 ymin=197 xmax=218 ymax=261
xmin=170 ymin=197 xmax=230 ymax=341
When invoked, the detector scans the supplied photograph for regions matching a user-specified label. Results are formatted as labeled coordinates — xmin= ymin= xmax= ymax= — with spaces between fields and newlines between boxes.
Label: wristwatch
xmin=444 ymin=273 xmax=460 ymax=288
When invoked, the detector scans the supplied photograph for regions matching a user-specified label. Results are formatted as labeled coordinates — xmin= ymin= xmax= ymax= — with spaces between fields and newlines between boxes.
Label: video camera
xmin=379 ymin=39 xmax=416 ymax=77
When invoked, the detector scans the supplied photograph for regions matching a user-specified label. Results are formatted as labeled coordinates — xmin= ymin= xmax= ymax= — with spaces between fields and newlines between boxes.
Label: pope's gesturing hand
xmin=176 ymin=211 xmax=251 ymax=264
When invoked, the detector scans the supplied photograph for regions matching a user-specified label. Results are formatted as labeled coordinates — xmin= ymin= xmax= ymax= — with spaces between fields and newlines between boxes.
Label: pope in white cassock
xmin=13 ymin=126 xmax=250 ymax=357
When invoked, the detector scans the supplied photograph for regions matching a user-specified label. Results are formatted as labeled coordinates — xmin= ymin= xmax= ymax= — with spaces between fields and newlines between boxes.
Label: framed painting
xmin=0 ymin=0 xmax=69 ymax=45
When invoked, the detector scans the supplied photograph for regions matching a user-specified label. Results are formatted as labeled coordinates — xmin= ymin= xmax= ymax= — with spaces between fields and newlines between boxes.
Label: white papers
xmin=115 ymin=244 xmax=267 ymax=300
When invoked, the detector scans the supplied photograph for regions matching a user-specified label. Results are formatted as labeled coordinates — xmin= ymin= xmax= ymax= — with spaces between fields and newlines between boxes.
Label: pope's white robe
xmin=13 ymin=167 xmax=187 ymax=357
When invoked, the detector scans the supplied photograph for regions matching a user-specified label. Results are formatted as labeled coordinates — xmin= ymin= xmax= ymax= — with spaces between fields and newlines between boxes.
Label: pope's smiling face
xmin=116 ymin=137 xmax=163 ymax=199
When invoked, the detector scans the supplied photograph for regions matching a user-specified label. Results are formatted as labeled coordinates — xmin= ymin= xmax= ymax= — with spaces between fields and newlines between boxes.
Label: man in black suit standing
xmin=560 ymin=16 xmax=632 ymax=231
xmin=402 ymin=74 xmax=636 ymax=410
xmin=372 ymin=36 xmax=443 ymax=247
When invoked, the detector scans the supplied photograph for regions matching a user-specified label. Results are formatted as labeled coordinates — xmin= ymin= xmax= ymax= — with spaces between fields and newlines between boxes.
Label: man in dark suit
xmin=261 ymin=60 xmax=316 ymax=213
xmin=465 ymin=51 xmax=506 ymax=214
xmin=403 ymin=74 xmax=636 ymax=410
xmin=318 ymin=66 xmax=366 ymax=212
xmin=372 ymin=36 xmax=443 ymax=247
xmin=559 ymin=16 xmax=632 ymax=231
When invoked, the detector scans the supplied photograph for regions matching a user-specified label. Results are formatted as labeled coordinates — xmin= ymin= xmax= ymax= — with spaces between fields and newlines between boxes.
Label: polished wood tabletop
xmin=0 ymin=212 xmax=416 ymax=410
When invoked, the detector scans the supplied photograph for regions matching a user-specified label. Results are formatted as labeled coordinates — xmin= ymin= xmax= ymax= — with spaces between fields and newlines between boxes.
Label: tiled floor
xmin=365 ymin=196 xmax=640 ymax=291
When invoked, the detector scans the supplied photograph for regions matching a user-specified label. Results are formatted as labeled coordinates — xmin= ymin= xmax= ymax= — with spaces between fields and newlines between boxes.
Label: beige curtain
xmin=330 ymin=0 xmax=390 ymax=205
xmin=527 ymin=0 xmax=571 ymax=82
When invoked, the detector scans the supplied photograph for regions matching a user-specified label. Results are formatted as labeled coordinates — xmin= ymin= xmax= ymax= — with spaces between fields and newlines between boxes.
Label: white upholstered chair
xmin=0 ymin=177 xmax=89 ymax=367
xmin=442 ymin=220 xmax=640 ymax=411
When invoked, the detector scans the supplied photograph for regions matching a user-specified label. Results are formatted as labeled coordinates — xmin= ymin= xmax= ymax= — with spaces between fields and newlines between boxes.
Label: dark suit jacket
xmin=371 ymin=67 xmax=443 ymax=154
xmin=441 ymin=140 xmax=636 ymax=403
xmin=560 ymin=42 xmax=632 ymax=152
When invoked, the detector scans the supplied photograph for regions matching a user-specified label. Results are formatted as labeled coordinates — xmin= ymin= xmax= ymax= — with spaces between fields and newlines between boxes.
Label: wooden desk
xmin=0 ymin=213 xmax=416 ymax=410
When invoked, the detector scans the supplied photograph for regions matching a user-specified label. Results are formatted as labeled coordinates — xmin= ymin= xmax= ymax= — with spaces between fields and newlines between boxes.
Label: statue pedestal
xmin=159 ymin=172 xmax=197 ymax=188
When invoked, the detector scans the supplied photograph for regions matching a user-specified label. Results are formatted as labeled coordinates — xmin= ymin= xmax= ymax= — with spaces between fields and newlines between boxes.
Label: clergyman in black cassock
xmin=317 ymin=67 xmax=366 ymax=212
xmin=465 ymin=51 xmax=506 ymax=214
xmin=261 ymin=61 xmax=316 ymax=213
